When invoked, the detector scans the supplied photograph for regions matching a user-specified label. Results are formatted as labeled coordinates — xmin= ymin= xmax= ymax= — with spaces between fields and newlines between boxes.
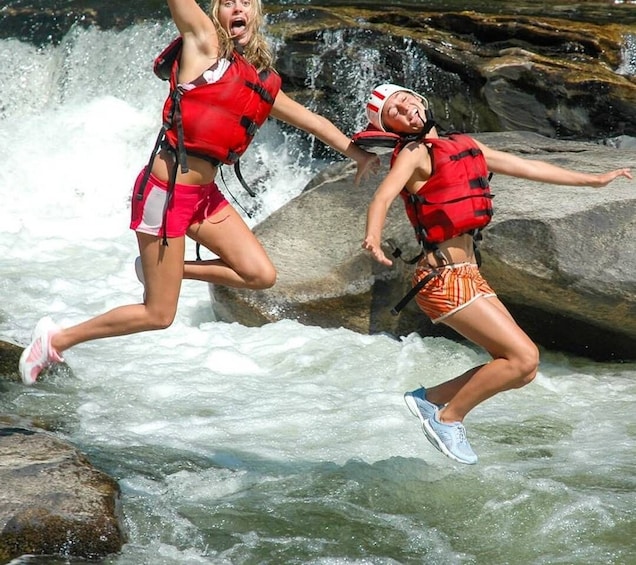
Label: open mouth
xmin=230 ymin=18 xmax=247 ymax=36
xmin=408 ymin=108 xmax=423 ymax=125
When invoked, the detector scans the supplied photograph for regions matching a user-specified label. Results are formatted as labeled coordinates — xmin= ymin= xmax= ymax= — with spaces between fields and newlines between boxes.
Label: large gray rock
xmin=0 ymin=418 xmax=126 ymax=563
xmin=0 ymin=342 xmax=126 ymax=563
xmin=268 ymin=5 xmax=636 ymax=143
xmin=212 ymin=132 xmax=635 ymax=361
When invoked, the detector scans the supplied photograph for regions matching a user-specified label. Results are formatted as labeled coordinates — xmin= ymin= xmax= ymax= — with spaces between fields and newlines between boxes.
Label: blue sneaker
xmin=423 ymin=413 xmax=478 ymax=465
xmin=404 ymin=387 xmax=440 ymax=426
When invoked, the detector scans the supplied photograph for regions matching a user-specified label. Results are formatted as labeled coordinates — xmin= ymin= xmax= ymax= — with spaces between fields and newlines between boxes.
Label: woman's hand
xmin=589 ymin=168 xmax=632 ymax=188
xmin=362 ymin=235 xmax=392 ymax=266
xmin=353 ymin=150 xmax=381 ymax=186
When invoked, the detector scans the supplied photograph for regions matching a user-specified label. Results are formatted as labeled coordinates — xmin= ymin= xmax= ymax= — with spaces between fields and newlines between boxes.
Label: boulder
xmin=0 ymin=418 xmax=126 ymax=563
xmin=267 ymin=5 xmax=636 ymax=143
xmin=212 ymin=132 xmax=636 ymax=361
xmin=0 ymin=343 xmax=126 ymax=563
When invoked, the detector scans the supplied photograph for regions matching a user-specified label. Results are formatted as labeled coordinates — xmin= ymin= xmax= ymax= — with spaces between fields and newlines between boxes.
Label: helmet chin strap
xmin=419 ymin=109 xmax=436 ymax=134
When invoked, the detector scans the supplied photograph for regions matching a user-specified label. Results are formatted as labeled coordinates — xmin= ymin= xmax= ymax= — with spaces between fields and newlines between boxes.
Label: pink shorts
xmin=129 ymin=169 xmax=229 ymax=238
xmin=413 ymin=262 xmax=497 ymax=323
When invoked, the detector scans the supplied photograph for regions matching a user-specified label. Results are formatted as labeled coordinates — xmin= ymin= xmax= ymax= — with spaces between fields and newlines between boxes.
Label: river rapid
xmin=0 ymin=4 xmax=635 ymax=565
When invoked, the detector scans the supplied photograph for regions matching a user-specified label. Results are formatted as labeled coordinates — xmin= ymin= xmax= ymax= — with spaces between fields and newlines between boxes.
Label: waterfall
xmin=618 ymin=33 xmax=636 ymax=76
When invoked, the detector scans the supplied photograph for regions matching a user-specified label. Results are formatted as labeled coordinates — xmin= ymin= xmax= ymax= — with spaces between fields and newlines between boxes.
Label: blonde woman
xmin=20 ymin=0 xmax=379 ymax=384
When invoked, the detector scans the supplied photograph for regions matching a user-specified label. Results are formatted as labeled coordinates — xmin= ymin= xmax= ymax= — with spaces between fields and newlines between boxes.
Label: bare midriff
xmin=424 ymin=233 xmax=478 ymax=267
xmin=150 ymin=148 xmax=219 ymax=186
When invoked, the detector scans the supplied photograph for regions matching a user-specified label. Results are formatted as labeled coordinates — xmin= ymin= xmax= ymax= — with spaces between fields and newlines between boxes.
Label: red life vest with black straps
xmin=156 ymin=36 xmax=282 ymax=168
xmin=352 ymin=127 xmax=493 ymax=314
xmin=391 ymin=134 xmax=493 ymax=246
xmin=136 ymin=38 xmax=282 ymax=244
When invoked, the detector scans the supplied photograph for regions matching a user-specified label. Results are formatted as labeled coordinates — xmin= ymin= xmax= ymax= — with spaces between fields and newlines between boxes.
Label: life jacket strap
xmin=469 ymin=176 xmax=490 ymax=189
xmin=474 ymin=208 xmax=493 ymax=217
xmin=450 ymin=147 xmax=482 ymax=161
xmin=390 ymin=245 xmax=423 ymax=265
xmin=240 ymin=115 xmax=259 ymax=137
xmin=234 ymin=160 xmax=257 ymax=197
xmin=135 ymin=124 xmax=167 ymax=201
xmin=171 ymin=92 xmax=189 ymax=174
xmin=391 ymin=269 xmax=440 ymax=316
xmin=161 ymin=156 xmax=179 ymax=247
xmin=245 ymin=80 xmax=275 ymax=104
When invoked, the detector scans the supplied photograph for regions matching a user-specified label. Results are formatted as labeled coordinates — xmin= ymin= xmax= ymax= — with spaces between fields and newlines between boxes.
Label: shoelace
xmin=454 ymin=424 xmax=467 ymax=443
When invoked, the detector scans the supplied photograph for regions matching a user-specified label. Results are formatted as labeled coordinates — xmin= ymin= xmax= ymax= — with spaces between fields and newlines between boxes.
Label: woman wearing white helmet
xmin=366 ymin=83 xmax=433 ymax=134
xmin=361 ymin=83 xmax=632 ymax=465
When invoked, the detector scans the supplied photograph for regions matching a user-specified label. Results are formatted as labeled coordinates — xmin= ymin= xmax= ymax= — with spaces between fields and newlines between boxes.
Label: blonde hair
xmin=208 ymin=0 xmax=274 ymax=71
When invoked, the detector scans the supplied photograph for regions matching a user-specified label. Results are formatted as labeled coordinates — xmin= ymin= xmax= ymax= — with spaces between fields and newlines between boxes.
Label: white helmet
xmin=366 ymin=83 xmax=428 ymax=132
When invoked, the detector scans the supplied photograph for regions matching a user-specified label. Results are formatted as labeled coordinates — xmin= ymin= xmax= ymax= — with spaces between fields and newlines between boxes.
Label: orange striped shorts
xmin=412 ymin=262 xmax=496 ymax=323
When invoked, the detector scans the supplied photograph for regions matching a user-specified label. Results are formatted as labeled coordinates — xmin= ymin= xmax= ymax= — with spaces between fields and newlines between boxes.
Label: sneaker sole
xmin=18 ymin=348 xmax=37 ymax=385
xmin=19 ymin=317 xmax=61 ymax=385
xmin=422 ymin=419 xmax=477 ymax=465
xmin=134 ymin=256 xmax=145 ymax=285
xmin=404 ymin=393 xmax=427 ymax=426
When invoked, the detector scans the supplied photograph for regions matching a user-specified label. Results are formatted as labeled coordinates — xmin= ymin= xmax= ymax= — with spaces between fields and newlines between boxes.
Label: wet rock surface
xmin=0 ymin=344 xmax=125 ymax=562
xmin=0 ymin=414 xmax=126 ymax=563
xmin=2 ymin=2 xmax=635 ymax=140
xmin=267 ymin=5 xmax=636 ymax=142
xmin=212 ymin=132 xmax=636 ymax=361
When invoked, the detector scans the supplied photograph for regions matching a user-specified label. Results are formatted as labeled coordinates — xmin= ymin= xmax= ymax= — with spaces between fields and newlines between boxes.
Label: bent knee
xmin=144 ymin=308 xmax=177 ymax=330
xmin=244 ymin=266 xmax=277 ymax=290
xmin=510 ymin=342 xmax=540 ymax=387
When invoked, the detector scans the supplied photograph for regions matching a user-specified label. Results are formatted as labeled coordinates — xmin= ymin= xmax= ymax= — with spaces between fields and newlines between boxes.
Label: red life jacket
xmin=136 ymin=38 xmax=282 ymax=244
xmin=157 ymin=36 xmax=282 ymax=168
xmin=352 ymin=127 xmax=493 ymax=314
xmin=390 ymin=134 xmax=493 ymax=246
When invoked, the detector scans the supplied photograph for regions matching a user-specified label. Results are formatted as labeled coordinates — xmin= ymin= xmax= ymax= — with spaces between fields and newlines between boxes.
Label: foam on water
xmin=1 ymin=22 xmax=635 ymax=565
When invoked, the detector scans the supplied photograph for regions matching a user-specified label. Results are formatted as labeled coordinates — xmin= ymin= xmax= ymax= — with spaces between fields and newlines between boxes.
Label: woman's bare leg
xmin=184 ymin=204 xmax=276 ymax=289
xmin=50 ymin=233 xmax=185 ymax=354
xmin=425 ymin=295 xmax=539 ymax=424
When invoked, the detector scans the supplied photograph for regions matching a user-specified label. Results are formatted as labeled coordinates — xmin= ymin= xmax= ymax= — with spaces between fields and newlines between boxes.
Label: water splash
xmin=617 ymin=33 xmax=636 ymax=76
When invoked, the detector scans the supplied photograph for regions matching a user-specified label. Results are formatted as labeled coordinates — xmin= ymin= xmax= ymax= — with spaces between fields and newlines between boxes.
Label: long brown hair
xmin=208 ymin=0 xmax=274 ymax=71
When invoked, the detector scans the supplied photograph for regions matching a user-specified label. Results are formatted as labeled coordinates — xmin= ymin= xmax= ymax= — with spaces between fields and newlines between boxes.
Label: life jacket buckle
xmin=469 ymin=176 xmax=490 ymax=189
xmin=240 ymin=116 xmax=258 ymax=136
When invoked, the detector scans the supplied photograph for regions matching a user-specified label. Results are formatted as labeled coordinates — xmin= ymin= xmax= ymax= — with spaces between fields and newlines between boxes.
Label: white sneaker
xmin=423 ymin=413 xmax=478 ymax=465
xmin=404 ymin=387 xmax=440 ymax=426
xmin=18 ymin=317 xmax=64 ymax=385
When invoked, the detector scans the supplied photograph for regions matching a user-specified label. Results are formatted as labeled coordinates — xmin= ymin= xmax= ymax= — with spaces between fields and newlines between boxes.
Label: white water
xmin=618 ymin=32 xmax=636 ymax=76
xmin=1 ymin=23 xmax=635 ymax=565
